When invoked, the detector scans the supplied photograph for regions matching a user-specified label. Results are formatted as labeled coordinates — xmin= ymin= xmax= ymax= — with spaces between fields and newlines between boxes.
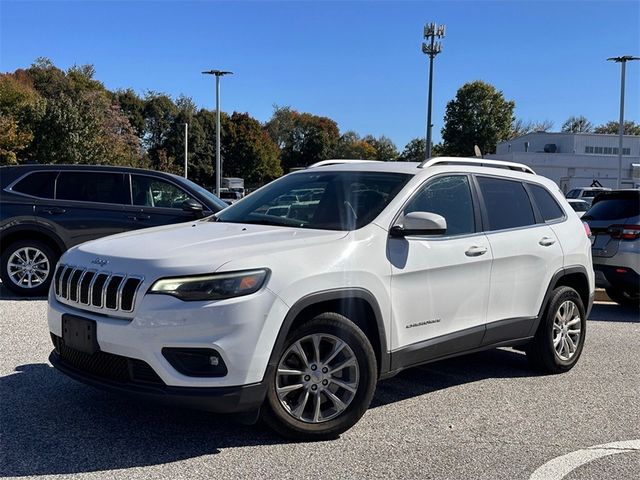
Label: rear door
xmin=123 ymin=174 xmax=200 ymax=230
xmin=35 ymin=171 xmax=128 ymax=247
xmin=476 ymin=176 xmax=564 ymax=337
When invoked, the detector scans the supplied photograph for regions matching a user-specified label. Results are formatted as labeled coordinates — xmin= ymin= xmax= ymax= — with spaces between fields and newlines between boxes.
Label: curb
xmin=594 ymin=289 xmax=611 ymax=303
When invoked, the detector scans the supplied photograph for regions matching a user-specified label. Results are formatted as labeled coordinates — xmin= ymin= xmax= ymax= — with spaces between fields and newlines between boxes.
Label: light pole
xmin=422 ymin=22 xmax=445 ymax=160
xmin=183 ymin=122 xmax=188 ymax=179
xmin=202 ymin=69 xmax=233 ymax=196
xmin=607 ymin=55 xmax=639 ymax=188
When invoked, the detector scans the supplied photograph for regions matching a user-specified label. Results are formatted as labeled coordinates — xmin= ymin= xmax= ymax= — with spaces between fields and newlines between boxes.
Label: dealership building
xmin=488 ymin=132 xmax=640 ymax=192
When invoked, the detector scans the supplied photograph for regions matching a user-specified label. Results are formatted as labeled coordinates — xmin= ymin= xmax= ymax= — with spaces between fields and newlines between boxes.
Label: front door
xmin=389 ymin=175 xmax=492 ymax=366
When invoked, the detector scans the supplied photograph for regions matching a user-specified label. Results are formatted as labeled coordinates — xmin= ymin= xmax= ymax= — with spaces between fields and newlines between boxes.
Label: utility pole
xmin=202 ymin=69 xmax=233 ymax=196
xmin=183 ymin=122 xmax=188 ymax=179
xmin=607 ymin=55 xmax=639 ymax=188
xmin=422 ymin=22 xmax=445 ymax=160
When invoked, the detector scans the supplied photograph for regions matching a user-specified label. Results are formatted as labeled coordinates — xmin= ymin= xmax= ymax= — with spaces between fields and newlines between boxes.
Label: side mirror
xmin=390 ymin=212 xmax=447 ymax=237
xmin=182 ymin=199 xmax=204 ymax=218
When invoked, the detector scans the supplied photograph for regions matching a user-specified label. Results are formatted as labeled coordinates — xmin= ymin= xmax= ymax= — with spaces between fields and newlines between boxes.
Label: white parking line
xmin=529 ymin=439 xmax=640 ymax=480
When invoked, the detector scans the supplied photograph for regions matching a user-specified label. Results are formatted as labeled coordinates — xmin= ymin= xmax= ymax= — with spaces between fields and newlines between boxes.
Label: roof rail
xmin=308 ymin=159 xmax=381 ymax=168
xmin=419 ymin=157 xmax=536 ymax=174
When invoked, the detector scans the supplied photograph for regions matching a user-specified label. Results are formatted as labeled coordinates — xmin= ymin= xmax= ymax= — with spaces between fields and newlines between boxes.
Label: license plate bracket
xmin=62 ymin=314 xmax=99 ymax=354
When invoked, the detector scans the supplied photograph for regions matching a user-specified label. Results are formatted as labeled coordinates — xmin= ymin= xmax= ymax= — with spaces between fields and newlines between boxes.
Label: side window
xmin=56 ymin=172 xmax=127 ymax=204
xmin=131 ymin=175 xmax=193 ymax=209
xmin=529 ymin=184 xmax=565 ymax=222
xmin=12 ymin=171 xmax=57 ymax=198
xmin=566 ymin=190 xmax=579 ymax=199
xmin=477 ymin=177 xmax=535 ymax=231
xmin=404 ymin=175 xmax=475 ymax=236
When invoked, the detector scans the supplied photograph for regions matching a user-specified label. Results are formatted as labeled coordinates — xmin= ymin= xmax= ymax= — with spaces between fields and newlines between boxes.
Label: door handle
xmin=539 ymin=237 xmax=556 ymax=247
xmin=127 ymin=214 xmax=150 ymax=221
xmin=465 ymin=246 xmax=487 ymax=257
xmin=41 ymin=207 xmax=66 ymax=215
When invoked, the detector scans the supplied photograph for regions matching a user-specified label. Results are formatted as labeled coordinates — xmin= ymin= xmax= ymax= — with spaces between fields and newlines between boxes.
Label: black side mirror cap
xmin=183 ymin=199 xmax=204 ymax=217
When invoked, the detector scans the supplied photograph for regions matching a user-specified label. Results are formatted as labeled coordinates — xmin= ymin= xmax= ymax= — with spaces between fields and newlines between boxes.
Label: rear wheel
xmin=526 ymin=286 xmax=586 ymax=374
xmin=605 ymin=287 xmax=640 ymax=309
xmin=262 ymin=312 xmax=377 ymax=440
xmin=1 ymin=240 xmax=57 ymax=296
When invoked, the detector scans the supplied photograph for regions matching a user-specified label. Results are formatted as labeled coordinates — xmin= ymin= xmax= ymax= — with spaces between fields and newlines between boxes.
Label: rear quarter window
xmin=477 ymin=176 xmax=536 ymax=231
xmin=11 ymin=171 xmax=57 ymax=199
xmin=528 ymin=184 xmax=565 ymax=222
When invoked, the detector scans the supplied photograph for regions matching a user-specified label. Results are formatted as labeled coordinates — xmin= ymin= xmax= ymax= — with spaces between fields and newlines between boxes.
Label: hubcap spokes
xmin=7 ymin=247 xmax=50 ymax=289
xmin=553 ymin=300 xmax=581 ymax=361
xmin=276 ymin=333 xmax=359 ymax=423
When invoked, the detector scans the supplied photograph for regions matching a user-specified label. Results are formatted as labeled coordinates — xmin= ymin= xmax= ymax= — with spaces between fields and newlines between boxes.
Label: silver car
xmin=584 ymin=190 xmax=640 ymax=307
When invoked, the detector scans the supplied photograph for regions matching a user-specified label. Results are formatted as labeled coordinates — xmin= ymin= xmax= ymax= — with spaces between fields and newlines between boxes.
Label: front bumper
xmin=49 ymin=348 xmax=266 ymax=413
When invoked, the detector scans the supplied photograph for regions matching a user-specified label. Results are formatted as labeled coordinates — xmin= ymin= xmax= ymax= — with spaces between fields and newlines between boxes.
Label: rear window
xmin=477 ymin=177 xmax=536 ymax=231
xmin=56 ymin=172 xmax=128 ymax=204
xmin=585 ymin=195 xmax=640 ymax=221
xmin=12 ymin=171 xmax=57 ymax=198
xmin=529 ymin=184 xmax=564 ymax=222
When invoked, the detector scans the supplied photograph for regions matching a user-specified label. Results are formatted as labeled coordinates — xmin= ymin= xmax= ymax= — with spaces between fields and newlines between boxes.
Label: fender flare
xmin=264 ymin=288 xmax=391 ymax=379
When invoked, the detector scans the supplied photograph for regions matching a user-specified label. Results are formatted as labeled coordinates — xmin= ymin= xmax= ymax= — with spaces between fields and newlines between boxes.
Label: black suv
xmin=0 ymin=165 xmax=227 ymax=296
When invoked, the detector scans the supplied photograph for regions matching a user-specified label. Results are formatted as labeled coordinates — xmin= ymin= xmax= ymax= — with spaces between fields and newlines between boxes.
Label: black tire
xmin=0 ymin=240 xmax=58 ymax=297
xmin=605 ymin=287 xmax=640 ymax=309
xmin=526 ymin=286 xmax=587 ymax=374
xmin=261 ymin=312 xmax=377 ymax=441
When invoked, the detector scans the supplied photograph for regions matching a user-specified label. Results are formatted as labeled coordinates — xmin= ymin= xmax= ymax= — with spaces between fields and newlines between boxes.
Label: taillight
xmin=582 ymin=222 xmax=592 ymax=238
xmin=608 ymin=224 xmax=640 ymax=240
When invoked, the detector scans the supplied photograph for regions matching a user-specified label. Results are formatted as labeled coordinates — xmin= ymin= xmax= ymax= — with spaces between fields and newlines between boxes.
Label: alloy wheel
xmin=276 ymin=333 xmax=359 ymax=423
xmin=7 ymin=247 xmax=50 ymax=289
xmin=552 ymin=300 xmax=582 ymax=361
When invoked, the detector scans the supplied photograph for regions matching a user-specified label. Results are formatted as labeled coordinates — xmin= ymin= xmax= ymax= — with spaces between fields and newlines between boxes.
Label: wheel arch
xmin=265 ymin=288 xmax=390 ymax=379
xmin=0 ymin=226 xmax=65 ymax=258
xmin=529 ymin=266 xmax=593 ymax=336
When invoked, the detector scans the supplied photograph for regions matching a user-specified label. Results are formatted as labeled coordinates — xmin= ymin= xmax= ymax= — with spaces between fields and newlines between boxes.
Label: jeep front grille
xmin=54 ymin=264 xmax=143 ymax=313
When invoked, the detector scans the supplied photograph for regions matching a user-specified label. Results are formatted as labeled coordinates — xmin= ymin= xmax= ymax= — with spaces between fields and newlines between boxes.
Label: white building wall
xmin=492 ymin=132 xmax=640 ymax=192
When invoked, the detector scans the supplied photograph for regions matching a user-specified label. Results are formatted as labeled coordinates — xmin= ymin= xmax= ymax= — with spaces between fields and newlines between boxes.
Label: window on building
xmin=594 ymin=146 xmax=603 ymax=154
xmin=623 ymin=148 xmax=631 ymax=156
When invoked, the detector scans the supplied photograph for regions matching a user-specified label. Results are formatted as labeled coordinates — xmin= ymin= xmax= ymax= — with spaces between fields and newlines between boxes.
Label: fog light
xmin=162 ymin=347 xmax=228 ymax=377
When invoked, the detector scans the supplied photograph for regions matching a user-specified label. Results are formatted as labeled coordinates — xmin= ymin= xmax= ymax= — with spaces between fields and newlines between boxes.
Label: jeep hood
xmin=63 ymin=221 xmax=349 ymax=274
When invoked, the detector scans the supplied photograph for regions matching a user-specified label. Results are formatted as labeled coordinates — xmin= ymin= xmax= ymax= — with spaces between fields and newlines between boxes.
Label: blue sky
xmin=1 ymin=0 xmax=638 ymax=149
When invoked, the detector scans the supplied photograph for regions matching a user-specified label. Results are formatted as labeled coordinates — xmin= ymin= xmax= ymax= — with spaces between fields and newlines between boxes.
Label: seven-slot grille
xmin=54 ymin=264 xmax=143 ymax=312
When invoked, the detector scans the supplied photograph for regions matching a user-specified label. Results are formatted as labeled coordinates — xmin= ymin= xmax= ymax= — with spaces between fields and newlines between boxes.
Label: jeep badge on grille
xmin=91 ymin=258 xmax=109 ymax=267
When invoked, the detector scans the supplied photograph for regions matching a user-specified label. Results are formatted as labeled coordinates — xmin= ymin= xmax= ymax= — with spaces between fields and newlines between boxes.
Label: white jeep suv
xmin=48 ymin=158 xmax=594 ymax=440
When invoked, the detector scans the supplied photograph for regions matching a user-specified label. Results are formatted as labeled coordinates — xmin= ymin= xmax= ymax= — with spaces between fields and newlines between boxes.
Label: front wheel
xmin=1 ymin=240 xmax=57 ymax=297
xmin=526 ymin=286 xmax=587 ymax=374
xmin=262 ymin=312 xmax=377 ymax=441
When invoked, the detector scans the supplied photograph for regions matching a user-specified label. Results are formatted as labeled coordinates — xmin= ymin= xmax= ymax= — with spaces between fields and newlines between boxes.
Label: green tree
xmin=0 ymin=72 xmax=45 ymax=164
xmin=115 ymin=89 xmax=145 ymax=136
xmin=266 ymin=106 xmax=339 ymax=170
xmin=561 ymin=115 xmax=593 ymax=133
xmin=398 ymin=138 xmax=426 ymax=162
xmin=594 ymin=120 xmax=640 ymax=135
xmin=362 ymin=134 xmax=398 ymax=160
xmin=441 ymin=81 xmax=515 ymax=156
xmin=222 ymin=112 xmax=282 ymax=185
xmin=334 ymin=131 xmax=377 ymax=159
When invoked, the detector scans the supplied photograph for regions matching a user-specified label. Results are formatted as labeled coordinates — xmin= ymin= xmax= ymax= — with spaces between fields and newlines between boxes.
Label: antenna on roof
xmin=473 ymin=145 xmax=483 ymax=158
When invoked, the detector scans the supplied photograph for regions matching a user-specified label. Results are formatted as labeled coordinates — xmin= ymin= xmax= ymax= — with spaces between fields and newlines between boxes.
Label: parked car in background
xmin=47 ymin=157 xmax=593 ymax=440
xmin=0 ymin=165 xmax=227 ymax=296
xmin=566 ymin=187 xmax=611 ymax=205
xmin=567 ymin=199 xmax=590 ymax=218
xmin=582 ymin=190 xmax=640 ymax=307
xmin=219 ymin=189 xmax=243 ymax=205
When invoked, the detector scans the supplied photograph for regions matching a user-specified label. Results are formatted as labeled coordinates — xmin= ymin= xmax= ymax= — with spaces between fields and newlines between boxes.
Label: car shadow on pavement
xmin=588 ymin=303 xmax=639 ymax=323
xmin=0 ymin=282 xmax=47 ymax=301
xmin=1 ymin=348 xmax=537 ymax=477
xmin=371 ymin=347 xmax=534 ymax=409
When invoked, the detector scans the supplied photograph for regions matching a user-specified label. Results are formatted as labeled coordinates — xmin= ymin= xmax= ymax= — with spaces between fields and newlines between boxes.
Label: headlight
xmin=148 ymin=269 xmax=269 ymax=301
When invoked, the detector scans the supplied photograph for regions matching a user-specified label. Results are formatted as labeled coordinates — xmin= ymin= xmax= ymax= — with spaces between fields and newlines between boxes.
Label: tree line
xmin=1 ymin=58 xmax=637 ymax=189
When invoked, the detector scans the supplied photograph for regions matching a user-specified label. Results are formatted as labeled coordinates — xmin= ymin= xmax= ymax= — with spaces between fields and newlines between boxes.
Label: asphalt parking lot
xmin=1 ymin=286 xmax=638 ymax=480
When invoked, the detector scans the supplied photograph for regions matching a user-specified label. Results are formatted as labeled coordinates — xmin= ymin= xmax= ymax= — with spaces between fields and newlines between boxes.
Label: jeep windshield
xmin=215 ymin=171 xmax=411 ymax=230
